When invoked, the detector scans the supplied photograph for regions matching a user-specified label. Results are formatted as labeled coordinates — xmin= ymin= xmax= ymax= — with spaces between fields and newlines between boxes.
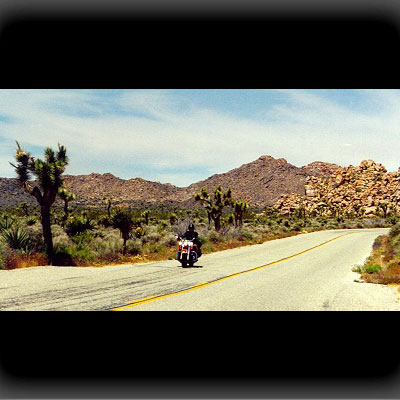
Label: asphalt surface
xmin=0 ymin=228 xmax=398 ymax=311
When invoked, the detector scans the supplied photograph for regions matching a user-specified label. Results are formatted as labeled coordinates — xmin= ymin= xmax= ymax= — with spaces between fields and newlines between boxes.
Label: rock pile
xmin=275 ymin=160 xmax=400 ymax=217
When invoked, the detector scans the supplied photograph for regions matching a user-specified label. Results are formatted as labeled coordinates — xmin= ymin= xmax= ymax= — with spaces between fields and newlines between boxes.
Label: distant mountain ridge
xmin=0 ymin=156 xmax=341 ymax=209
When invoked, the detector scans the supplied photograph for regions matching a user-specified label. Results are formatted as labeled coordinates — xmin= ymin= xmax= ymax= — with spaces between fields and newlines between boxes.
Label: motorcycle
xmin=176 ymin=236 xmax=199 ymax=268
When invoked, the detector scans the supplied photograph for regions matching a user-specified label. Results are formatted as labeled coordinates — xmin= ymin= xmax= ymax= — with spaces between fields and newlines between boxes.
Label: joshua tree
xmin=195 ymin=186 xmax=232 ymax=232
xmin=378 ymin=200 xmax=389 ymax=218
xmin=58 ymin=188 xmax=76 ymax=221
xmin=170 ymin=213 xmax=178 ymax=226
xmin=352 ymin=202 xmax=362 ymax=217
xmin=10 ymin=141 xmax=69 ymax=262
xmin=103 ymin=196 xmax=113 ymax=218
xmin=111 ymin=207 xmax=135 ymax=256
xmin=232 ymin=200 xmax=248 ymax=227
xmin=141 ymin=210 xmax=150 ymax=225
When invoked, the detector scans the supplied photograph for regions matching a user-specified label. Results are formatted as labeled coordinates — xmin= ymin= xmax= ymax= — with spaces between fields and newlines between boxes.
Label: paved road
xmin=0 ymin=228 xmax=399 ymax=311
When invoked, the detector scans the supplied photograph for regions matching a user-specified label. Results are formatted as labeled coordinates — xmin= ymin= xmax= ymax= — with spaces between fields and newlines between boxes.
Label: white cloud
xmin=1 ymin=89 xmax=400 ymax=186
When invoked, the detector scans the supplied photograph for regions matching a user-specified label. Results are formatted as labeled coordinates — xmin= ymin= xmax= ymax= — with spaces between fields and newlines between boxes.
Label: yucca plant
xmin=0 ymin=215 xmax=15 ymax=231
xmin=65 ymin=214 xmax=95 ymax=237
xmin=58 ymin=188 xmax=76 ymax=221
xmin=26 ymin=216 xmax=37 ymax=226
xmin=1 ymin=226 xmax=30 ymax=250
xmin=10 ymin=141 xmax=69 ymax=263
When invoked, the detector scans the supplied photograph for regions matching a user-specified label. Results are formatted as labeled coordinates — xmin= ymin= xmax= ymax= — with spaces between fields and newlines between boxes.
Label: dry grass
xmin=3 ymin=252 xmax=48 ymax=270
xmin=358 ymin=231 xmax=400 ymax=284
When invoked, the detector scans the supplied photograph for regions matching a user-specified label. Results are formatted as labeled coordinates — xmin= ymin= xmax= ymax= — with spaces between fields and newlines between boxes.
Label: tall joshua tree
xmin=232 ymin=200 xmax=249 ymax=227
xmin=10 ymin=141 xmax=68 ymax=263
xmin=103 ymin=197 xmax=113 ymax=218
xmin=111 ymin=207 xmax=135 ymax=256
xmin=195 ymin=186 xmax=232 ymax=231
xmin=141 ymin=210 xmax=150 ymax=225
xmin=58 ymin=188 xmax=76 ymax=221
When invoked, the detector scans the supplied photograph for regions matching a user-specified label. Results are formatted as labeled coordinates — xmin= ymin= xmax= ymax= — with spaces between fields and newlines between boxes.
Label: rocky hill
xmin=301 ymin=161 xmax=341 ymax=177
xmin=63 ymin=174 xmax=181 ymax=208
xmin=179 ymin=156 xmax=336 ymax=207
xmin=0 ymin=178 xmax=36 ymax=208
xmin=0 ymin=156 xmax=339 ymax=209
xmin=275 ymin=160 xmax=400 ymax=217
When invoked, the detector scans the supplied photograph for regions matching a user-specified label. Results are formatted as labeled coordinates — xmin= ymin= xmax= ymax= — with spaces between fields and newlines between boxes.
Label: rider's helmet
xmin=188 ymin=223 xmax=195 ymax=231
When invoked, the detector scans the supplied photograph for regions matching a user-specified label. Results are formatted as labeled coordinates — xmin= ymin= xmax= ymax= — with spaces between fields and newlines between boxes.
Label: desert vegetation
xmin=353 ymin=224 xmax=400 ymax=284
xmin=0 ymin=198 xmax=394 ymax=270
xmin=0 ymin=143 xmax=397 ymax=270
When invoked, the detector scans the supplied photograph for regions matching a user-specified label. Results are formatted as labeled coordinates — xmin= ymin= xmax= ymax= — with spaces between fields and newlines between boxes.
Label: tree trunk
xmin=214 ymin=215 xmax=221 ymax=232
xmin=123 ymin=237 xmax=127 ymax=256
xmin=63 ymin=201 xmax=69 ymax=221
xmin=41 ymin=204 xmax=54 ymax=264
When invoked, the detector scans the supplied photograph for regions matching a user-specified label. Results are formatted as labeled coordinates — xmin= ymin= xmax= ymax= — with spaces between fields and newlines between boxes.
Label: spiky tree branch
xmin=10 ymin=141 xmax=69 ymax=263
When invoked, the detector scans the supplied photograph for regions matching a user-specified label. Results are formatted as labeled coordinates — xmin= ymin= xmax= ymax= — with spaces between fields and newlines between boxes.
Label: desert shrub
xmin=1 ymin=226 xmax=30 ymax=250
xmin=208 ymin=231 xmax=224 ymax=243
xmin=363 ymin=263 xmax=382 ymax=274
xmin=387 ymin=216 xmax=399 ymax=226
xmin=71 ymin=231 xmax=95 ymax=246
xmin=134 ymin=226 xmax=146 ymax=238
xmin=148 ymin=243 xmax=165 ymax=253
xmin=91 ymin=235 xmax=123 ymax=261
xmin=69 ymin=243 xmax=95 ymax=264
xmin=0 ymin=243 xmax=9 ymax=269
xmin=161 ymin=234 xmax=178 ymax=247
xmin=238 ymin=231 xmax=255 ymax=241
xmin=53 ymin=248 xmax=75 ymax=266
xmin=170 ymin=213 xmax=178 ymax=226
xmin=157 ymin=221 xmax=168 ymax=233
xmin=389 ymin=224 xmax=400 ymax=238
xmin=125 ymin=239 xmax=142 ymax=255
xmin=65 ymin=216 xmax=95 ymax=237
xmin=24 ymin=224 xmax=45 ymax=251
xmin=98 ymin=215 xmax=112 ymax=228
xmin=0 ymin=215 xmax=15 ymax=231
xmin=1 ymin=248 xmax=48 ymax=269
xmin=26 ymin=217 xmax=37 ymax=226
xmin=372 ymin=236 xmax=384 ymax=251
xmin=141 ymin=231 xmax=162 ymax=245
xmin=352 ymin=265 xmax=363 ymax=273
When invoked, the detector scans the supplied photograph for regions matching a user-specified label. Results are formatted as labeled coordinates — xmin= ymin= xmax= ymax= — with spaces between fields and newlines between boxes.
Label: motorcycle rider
xmin=182 ymin=223 xmax=202 ymax=257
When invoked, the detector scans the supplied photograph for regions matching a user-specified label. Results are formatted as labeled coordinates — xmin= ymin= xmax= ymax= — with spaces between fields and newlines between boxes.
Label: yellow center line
xmin=111 ymin=232 xmax=354 ymax=311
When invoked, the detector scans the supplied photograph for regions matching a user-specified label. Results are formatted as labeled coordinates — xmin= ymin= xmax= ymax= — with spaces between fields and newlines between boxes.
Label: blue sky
xmin=1 ymin=89 xmax=400 ymax=187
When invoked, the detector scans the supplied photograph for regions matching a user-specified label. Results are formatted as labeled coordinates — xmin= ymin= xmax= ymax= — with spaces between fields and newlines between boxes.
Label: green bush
xmin=161 ymin=234 xmax=178 ymax=247
xmin=208 ymin=231 xmax=223 ymax=243
xmin=26 ymin=217 xmax=37 ymax=226
xmin=69 ymin=243 xmax=95 ymax=263
xmin=389 ymin=224 xmax=400 ymax=238
xmin=142 ymin=232 xmax=162 ymax=245
xmin=65 ymin=216 xmax=95 ymax=237
xmin=1 ymin=227 xmax=30 ymax=250
xmin=0 ymin=215 xmax=15 ymax=231
xmin=125 ymin=239 xmax=142 ymax=255
xmin=363 ymin=264 xmax=382 ymax=274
